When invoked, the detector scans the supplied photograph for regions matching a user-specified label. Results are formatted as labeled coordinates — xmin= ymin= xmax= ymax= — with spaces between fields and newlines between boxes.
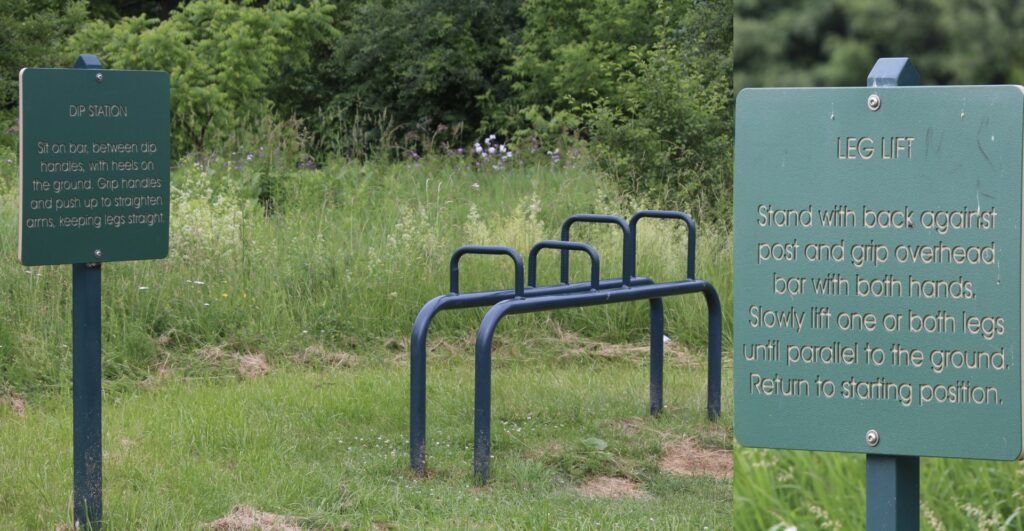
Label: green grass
xmin=0 ymin=352 xmax=732 ymax=528
xmin=0 ymin=158 xmax=732 ymax=393
xmin=0 ymin=156 xmax=733 ymax=527
xmin=734 ymin=447 xmax=1024 ymax=529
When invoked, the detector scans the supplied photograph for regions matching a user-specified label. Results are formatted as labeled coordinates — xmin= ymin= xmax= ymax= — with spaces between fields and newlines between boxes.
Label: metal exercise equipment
xmin=409 ymin=211 xmax=721 ymax=482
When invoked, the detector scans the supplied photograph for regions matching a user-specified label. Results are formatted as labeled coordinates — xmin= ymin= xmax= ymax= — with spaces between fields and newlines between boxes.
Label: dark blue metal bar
xmin=471 ymin=278 xmax=722 ymax=482
xmin=528 ymin=240 xmax=600 ymax=290
xmin=73 ymin=263 xmax=103 ymax=529
xmin=629 ymin=210 xmax=696 ymax=280
xmin=559 ymin=214 xmax=632 ymax=285
xmin=450 ymin=245 xmax=524 ymax=298
xmin=409 ymin=276 xmax=656 ymax=475
xmin=72 ymin=53 xmax=103 ymax=530
xmin=649 ymin=298 xmax=664 ymax=415
xmin=865 ymin=57 xmax=919 ymax=531
xmin=866 ymin=455 xmax=920 ymax=530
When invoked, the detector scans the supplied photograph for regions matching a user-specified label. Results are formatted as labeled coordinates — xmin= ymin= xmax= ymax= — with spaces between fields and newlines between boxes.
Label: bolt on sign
xmin=19 ymin=67 xmax=170 ymax=265
xmin=734 ymin=85 xmax=1024 ymax=459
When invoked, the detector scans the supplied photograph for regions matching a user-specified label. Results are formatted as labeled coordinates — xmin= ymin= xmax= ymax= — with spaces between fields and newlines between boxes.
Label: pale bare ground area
xmin=207 ymin=505 xmax=302 ymax=531
xmin=577 ymin=476 xmax=648 ymax=499
xmin=659 ymin=437 xmax=732 ymax=480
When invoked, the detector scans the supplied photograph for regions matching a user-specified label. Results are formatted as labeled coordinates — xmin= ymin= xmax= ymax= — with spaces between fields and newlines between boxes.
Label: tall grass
xmin=0 ymin=157 xmax=732 ymax=393
xmin=734 ymin=448 xmax=1024 ymax=529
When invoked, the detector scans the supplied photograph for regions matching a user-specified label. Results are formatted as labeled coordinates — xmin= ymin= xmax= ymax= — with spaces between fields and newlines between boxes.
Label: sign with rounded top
xmin=734 ymin=84 xmax=1024 ymax=460
xmin=19 ymin=65 xmax=170 ymax=265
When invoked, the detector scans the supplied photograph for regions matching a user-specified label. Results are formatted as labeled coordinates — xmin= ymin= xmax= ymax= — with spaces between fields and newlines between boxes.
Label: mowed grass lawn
xmin=1 ymin=349 xmax=732 ymax=529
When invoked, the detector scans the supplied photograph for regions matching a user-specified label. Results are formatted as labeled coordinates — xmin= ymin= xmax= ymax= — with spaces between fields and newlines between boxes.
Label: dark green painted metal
xmin=864 ymin=58 xmax=921 ymax=531
xmin=67 ymin=55 xmax=105 ymax=530
xmin=409 ymin=211 xmax=721 ymax=479
xmin=72 ymin=262 xmax=103 ymax=529
xmin=735 ymin=68 xmax=1024 ymax=459
xmin=867 ymin=454 xmax=920 ymax=530
xmin=18 ymin=64 xmax=170 ymax=265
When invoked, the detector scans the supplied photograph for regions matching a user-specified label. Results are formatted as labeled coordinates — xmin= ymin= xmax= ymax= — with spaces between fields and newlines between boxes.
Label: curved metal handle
xmin=629 ymin=210 xmax=696 ymax=280
xmin=529 ymin=240 xmax=601 ymax=290
xmin=450 ymin=246 xmax=524 ymax=297
xmin=559 ymin=214 xmax=632 ymax=285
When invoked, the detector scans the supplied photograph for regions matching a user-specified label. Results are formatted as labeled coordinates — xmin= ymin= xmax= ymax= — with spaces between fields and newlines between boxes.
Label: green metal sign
xmin=734 ymin=85 xmax=1024 ymax=460
xmin=19 ymin=67 xmax=170 ymax=266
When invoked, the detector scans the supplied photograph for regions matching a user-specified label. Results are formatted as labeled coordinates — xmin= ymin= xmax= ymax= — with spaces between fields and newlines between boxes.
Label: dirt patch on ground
xmin=207 ymin=506 xmax=300 ymax=531
xmin=196 ymin=346 xmax=270 ymax=378
xmin=238 ymin=353 xmax=269 ymax=378
xmin=577 ymin=476 xmax=647 ymax=499
xmin=6 ymin=394 xmax=26 ymax=417
xmin=616 ymin=416 xmax=645 ymax=435
xmin=300 ymin=344 xmax=359 ymax=366
xmin=659 ymin=438 xmax=732 ymax=479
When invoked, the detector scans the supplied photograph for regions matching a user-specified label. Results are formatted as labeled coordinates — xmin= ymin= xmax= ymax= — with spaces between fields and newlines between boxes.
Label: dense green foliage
xmin=314 ymin=0 xmax=520 ymax=158
xmin=67 ymin=0 xmax=337 ymax=156
xmin=0 ymin=0 xmax=87 ymax=148
xmin=3 ymin=0 xmax=734 ymax=215
xmin=736 ymin=0 xmax=1024 ymax=90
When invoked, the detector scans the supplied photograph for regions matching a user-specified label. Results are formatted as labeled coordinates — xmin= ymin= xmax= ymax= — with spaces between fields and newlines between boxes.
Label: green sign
xmin=19 ymin=68 xmax=170 ymax=266
xmin=734 ymin=86 xmax=1024 ymax=460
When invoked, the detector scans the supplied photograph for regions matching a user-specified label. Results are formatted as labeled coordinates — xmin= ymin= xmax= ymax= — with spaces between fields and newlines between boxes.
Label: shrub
xmin=65 ymin=0 xmax=337 ymax=157
xmin=0 ymin=0 xmax=87 ymax=150
xmin=312 ymin=0 xmax=520 ymax=158
xmin=586 ymin=0 xmax=733 ymax=222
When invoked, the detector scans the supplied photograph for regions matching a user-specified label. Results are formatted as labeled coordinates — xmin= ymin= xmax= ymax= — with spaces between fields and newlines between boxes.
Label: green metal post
xmin=71 ymin=53 xmax=104 ymax=530
xmin=864 ymin=56 xmax=920 ymax=531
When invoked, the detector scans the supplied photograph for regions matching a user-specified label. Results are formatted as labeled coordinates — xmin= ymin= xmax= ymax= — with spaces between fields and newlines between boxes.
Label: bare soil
xmin=659 ymin=438 xmax=732 ymax=479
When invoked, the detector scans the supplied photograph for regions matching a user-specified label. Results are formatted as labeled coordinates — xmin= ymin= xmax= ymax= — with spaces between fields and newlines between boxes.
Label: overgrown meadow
xmin=0 ymin=148 xmax=733 ymax=391
xmin=0 ymin=144 xmax=735 ymax=527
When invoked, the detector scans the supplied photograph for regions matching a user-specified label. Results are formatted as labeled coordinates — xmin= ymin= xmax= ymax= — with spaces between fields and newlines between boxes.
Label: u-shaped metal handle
xmin=450 ymin=246 xmax=525 ymax=297
xmin=629 ymin=210 xmax=696 ymax=280
xmin=559 ymin=214 xmax=631 ymax=285
xmin=528 ymin=240 xmax=601 ymax=290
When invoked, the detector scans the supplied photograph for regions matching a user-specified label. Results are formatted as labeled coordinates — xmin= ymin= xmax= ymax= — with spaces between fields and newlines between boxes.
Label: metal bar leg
xmin=649 ymin=298 xmax=664 ymax=415
xmin=703 ymin=286 xmax=722 ymax=420
xmin=473 ymin=334 xmax=493 ymax=483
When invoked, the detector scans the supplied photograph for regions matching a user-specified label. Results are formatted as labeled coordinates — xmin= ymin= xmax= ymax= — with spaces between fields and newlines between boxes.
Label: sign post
xmin=18 ymin=54 xmax=170 ymax=528
xmin=863 ymin=57 xmax=921 ymax=531
xmin=734 ymin=57 xmax=1024 ymax=529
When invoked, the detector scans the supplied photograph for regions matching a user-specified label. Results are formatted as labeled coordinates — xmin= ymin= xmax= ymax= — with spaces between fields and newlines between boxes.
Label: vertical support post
xmin=864 ymin=57 xmax=919 ymax=531
xmin=866 ymin=454 xmax=919 ymax=530
xmin=72 ymin=53 xmax=104 ymax=530
xmin=473 ymin=324 xmax=494 ymax=483
xmin=703 ymin=286 xmax=722 ymax=420
xmin=72 ymin=263 xmax=103 ymax=528
xmin=648 ymin=298 xmax=664 ymax=415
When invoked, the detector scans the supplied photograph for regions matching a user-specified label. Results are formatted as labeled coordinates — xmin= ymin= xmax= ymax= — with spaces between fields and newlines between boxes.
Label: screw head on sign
xmin=96 ymin=73 xmax=103 ymax=83
xmin=94 ymin=249 xmax=102 ymax=258
xmin=866 ymin=429 xmax=880 ymax=447
xmin=867 ymin=94 xmax=881 ymax=111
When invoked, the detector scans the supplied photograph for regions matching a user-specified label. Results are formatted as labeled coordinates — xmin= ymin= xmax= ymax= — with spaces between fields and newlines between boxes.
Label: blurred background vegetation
xmin=0 ymin=0 xmax=733 ymax=220
xmin=736 ymin=0 xmax=1024 ymax=91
